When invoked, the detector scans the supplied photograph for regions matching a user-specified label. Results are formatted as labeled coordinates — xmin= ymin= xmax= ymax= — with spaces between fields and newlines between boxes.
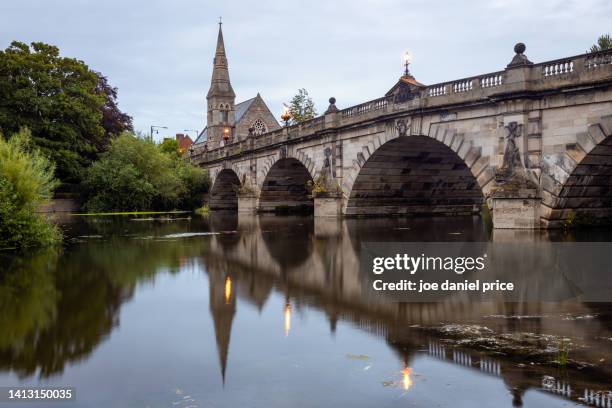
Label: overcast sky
xmin=1 ymin=0 xmax=611 ymax=140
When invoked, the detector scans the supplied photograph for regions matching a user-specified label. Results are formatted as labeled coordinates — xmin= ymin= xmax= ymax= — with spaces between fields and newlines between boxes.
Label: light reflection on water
xmin=0 ymin=213 xmax=610 ymax=407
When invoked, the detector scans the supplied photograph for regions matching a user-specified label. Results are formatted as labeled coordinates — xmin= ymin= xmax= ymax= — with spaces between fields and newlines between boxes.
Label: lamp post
xmin=403 ymin=51 xmax=412 ymax=77
xmin=150 ymin=125 xmax=168 ymax=142
xmin=281 ymin=105 xmax=292 ymax=127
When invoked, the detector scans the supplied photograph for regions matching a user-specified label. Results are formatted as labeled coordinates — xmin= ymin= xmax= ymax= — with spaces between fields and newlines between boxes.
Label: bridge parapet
xmin=339 ymin=96 xmax=389 ymax=120
xmin=195 ymin=46 xmax=612 ymax=229
xmin=192 ymin=47 xmax=612 ymax=166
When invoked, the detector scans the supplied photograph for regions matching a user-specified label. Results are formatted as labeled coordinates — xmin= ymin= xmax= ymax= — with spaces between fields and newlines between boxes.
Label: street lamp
xmin=403 ymin=51 xmax=412 ymax=77
xmin=222 ymin=127 xmax=231 ymax=142
xmin=150 ymin=125 xmax=168 ymax=141
xmin=281 ymin=104 xmax=292 ymax=127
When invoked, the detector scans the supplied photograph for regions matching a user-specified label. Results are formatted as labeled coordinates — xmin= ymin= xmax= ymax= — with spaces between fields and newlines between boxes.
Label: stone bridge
xmin=191 ymin=45 xmax=612 ymax=228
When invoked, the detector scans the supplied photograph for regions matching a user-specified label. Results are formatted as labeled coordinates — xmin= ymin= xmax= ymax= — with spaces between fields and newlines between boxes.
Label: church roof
xmin=234 ymin=97 xmax=256 ymax=124
xmin=193 ymin=127 xmax=208 ymax=145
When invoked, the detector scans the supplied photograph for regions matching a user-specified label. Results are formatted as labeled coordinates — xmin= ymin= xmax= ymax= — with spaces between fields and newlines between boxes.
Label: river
xmin=0 ymin=213 xmax=611 ymax=407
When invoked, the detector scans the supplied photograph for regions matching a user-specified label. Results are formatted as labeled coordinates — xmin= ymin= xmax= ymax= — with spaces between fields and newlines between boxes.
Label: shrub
xmin=0 ymin=128 xmax=60 ymax=249
xmin=174 ymin=157 xmax=209 ymax=210
xmin=83 ymin=133 xmax=209 ymax=212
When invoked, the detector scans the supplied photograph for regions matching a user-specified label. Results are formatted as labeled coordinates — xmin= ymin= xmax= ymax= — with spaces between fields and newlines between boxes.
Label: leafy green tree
xmin=83 ymin=133 xmax=209 ymax=212
xmin=174 ymin=157 xmax=209 ymax=209
xmin=159 ymin=138 xmax=180 ymax=157
xmin=287 ymin=88 xmax=317 ymax=124
xmin=589 ymin=34 xmax=612 ymax=53
xmin=0 ymin=41 xmax=131 ymax=184
xmin=0 ymin=128 xmax=60 ymax=249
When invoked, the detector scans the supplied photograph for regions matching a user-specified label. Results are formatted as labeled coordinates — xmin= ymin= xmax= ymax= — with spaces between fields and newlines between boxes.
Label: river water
xmin=1 ymin=213 xmax=611 ymax=407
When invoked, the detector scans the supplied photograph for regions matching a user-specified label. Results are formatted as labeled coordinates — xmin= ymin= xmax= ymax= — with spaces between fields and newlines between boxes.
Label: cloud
xmin=1 ymin=0 xmax=610 ymax=139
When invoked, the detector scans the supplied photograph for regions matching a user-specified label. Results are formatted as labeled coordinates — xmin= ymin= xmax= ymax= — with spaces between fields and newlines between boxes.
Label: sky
xmin=1 ymin=0 xmax=611 ymax=141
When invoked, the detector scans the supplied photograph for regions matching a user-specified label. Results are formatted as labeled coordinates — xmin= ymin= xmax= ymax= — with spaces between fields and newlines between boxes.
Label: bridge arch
xmin=541 ymin=117 xmax=612 ymax=227
xmin=209 ymin=168 xmax=240 ymax=210
xmin=344 ymin=129 xmax=491 ymax=216
xmin=259 ymin=156 xmax=315 ymax=213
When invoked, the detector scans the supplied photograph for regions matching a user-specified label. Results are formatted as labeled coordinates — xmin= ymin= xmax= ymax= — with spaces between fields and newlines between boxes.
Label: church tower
xmin=191 ymin=20 xmax=280 ymax=150
xmin=206 ymin=21 xmax=236 ymax=148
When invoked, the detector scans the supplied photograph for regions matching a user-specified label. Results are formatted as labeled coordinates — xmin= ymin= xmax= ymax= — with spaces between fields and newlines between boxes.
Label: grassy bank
xmin=69 ymin=210 xmax=193 ymax=216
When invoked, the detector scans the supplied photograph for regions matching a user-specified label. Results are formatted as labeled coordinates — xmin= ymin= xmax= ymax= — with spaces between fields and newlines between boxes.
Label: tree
xmin=159 ymin=138 xmax=180 ymax=157
xmin=589 ymin=34 xmax=612 ymax=53
xmin=0 ymin=41 xmax=131 ymax=184
xmin=95 ymin=73 xmax=133 ymax=149
xmin=287 ymin=88 xmax=317 ymax=124
xmin=82 ymin=133 xmax=209 ymax=212
xmin=0 ymin=128 xmax=60 ymax=249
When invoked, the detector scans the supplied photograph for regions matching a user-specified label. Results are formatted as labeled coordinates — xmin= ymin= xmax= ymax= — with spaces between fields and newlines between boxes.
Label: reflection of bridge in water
xmin=203 ymin=213 xmax=612 ymax=407
xmin=429 ymin=339 xmax=612 ymax=407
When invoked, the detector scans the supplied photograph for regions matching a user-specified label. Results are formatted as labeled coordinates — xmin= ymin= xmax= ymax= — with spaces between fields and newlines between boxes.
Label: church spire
xmin=207 ymin=20 xmax=235 ymax=99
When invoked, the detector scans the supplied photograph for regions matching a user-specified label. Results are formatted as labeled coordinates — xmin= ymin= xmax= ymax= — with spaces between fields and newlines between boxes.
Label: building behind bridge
xmin=192 ymin=22 xmax=280 ymax=150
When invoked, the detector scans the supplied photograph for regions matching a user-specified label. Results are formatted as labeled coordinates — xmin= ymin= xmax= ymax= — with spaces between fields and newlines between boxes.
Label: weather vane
xmin=218 ymin=16 xmax=222 ymax=25
xmin=403 ymin=51 xmax=412 ymax=76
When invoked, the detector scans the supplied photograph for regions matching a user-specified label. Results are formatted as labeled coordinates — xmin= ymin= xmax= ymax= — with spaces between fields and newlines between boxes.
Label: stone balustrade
xmin=542 ymin=59 xmax=574 ymax=77
xmin=452 ymin=78 xmax=474 ymax=93
xmin=427 ymin=84 xmax=448 ymax=97
xmin=191 ymin=48 xmax=612 ymax=166
xmin=479 ymin=73 xmax=504 ymax=88
xmin=340 ymin=96 xmax=389 ymax=118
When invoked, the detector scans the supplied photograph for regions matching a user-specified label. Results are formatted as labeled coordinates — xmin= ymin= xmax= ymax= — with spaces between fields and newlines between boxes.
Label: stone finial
xmin=507 ymin=42 xmax=533 ymax=68
xmin=514 ymin=43 xmax=526 ymax=54
xmin=324 ymin=97 xmax=339 ymax=114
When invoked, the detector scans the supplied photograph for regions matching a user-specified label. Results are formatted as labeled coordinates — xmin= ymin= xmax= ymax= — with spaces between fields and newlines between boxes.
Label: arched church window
xmin=251 ymin=118 xmax=267 ymax=135
xmin=221 ymin=108 xmax=229 ymax=123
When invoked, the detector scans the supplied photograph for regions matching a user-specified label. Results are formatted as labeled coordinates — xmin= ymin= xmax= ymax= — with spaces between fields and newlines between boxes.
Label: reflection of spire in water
xmin=225 ymin=277 xmax=232 ymax=304
xmin=402 ymin=366 xmax=413 ymax=391
xmin=208 ymin=272 xmax=236 ymax=386
xmin=284 ymin=302 xmax=291 ymax=337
